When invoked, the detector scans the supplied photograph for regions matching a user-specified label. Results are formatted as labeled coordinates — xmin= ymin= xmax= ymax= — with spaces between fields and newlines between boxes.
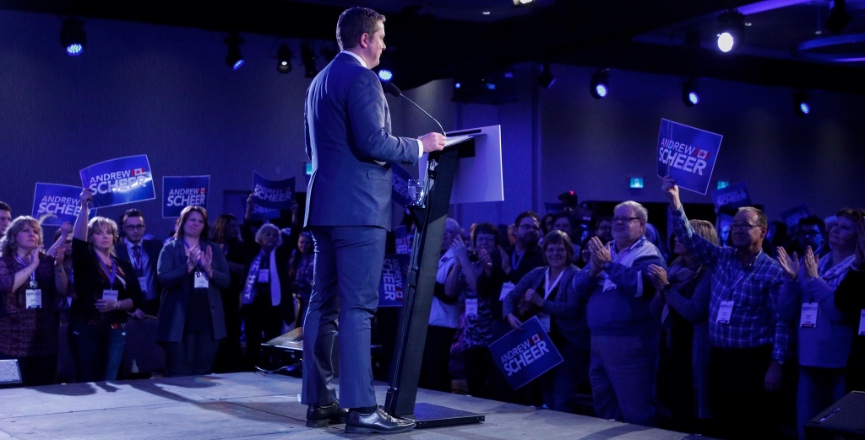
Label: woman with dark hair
xmin=0 ymin=216 xmax=68 ymax=386
xmin=70 ymin=189 xmax=143 ymax=382
xmin=157 ymin=205 xmax=229 ymax=377
xmin=647 ymin=219 xmax=717 ymax=432
xmin=290 ymin=231 xmax=314 ymax=329
xmin=445 ymin=222 xmax=507 ymax=399
xmin=503 ymin=230 xmax=587 ymax=413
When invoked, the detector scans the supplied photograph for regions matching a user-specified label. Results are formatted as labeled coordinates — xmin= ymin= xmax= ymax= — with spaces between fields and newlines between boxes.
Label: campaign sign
xmin=488 ymin=316 xmax=563 ymax=390
xmin=379 ymin=253 xmax=409 ymax=307
xmin=781 ymin=204 xmax=810 ymax=234
xmin=252 ymin=172 xmax=295 ymax=209
xmin=391 ymin=165 xmax=413 ymax=208
xmin=656 ymin=119 xmax=723 ymax=195
xmin=79 ymin=154 xmax=155 ymax=208
xmin=711 ymin=181 xmax=752 ymax=210
xmin=32 ymin=183 xmax=95 ymax=226
xmin=162 ymin=176 xmax=210 ymax=218
xmin=394 ymin=225 xmax=412 ymax=255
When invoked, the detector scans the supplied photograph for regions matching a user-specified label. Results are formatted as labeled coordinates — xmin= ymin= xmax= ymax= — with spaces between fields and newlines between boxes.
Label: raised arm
xmin=73 ymin=189 xmax=93 ymax=242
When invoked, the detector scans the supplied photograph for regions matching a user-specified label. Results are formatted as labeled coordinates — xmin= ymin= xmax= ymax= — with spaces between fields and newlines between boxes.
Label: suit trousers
xmin=302 ymin=226 xmax=385 ymax=409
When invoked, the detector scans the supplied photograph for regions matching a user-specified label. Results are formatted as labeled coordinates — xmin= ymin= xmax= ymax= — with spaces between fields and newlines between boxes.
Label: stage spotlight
xmin=716 ymin=10 xmax=745 ymax=52
xmin=537 ymin=62 xmax=556 ymax=90
xmin=682 ymin=79 xmax=700 ymax=107
xmin=301 ymin=41 xmax=318 ymax=78
xmin=60 ymin=18 xmax=86 ymax=57
xmin=378 ymin=69 xmax=393 ymax=82
xmin=825 ymin=0 xmax=851 ymax=34
xmin=590 ymin=70 xmax=609 ymax=99
xmin=224 ymin=32 xmax=244 ymax=70
xmin=513 ymin=0 xmax=534 ymax=5
xmin=276 ymin=43 xmax=292 ymax=74
xmin=794 ymin=90 xmax=811 ymax=115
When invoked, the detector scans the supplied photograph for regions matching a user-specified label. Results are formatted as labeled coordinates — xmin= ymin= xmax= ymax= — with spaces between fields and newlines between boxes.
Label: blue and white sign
xmin=252 ymin=172 xmax=295 ymax=209
xmin=488 ymin=316 xmax=563 ymax=390
xmin=711 ymin=181 xmax=752 ymax=210
xmin=657 ymin=119 xmax=723 ymax=195
xmin=379 ymin=254 xmax=409 ymax=308
xmin=79 ymin=154 xmax=155 ymax=208
xmin=162 ymin=176 xmax=210 ymax=218
xmin=31 ymin=183 xmax=95 ymax=226
xmin=391 ymin=165 xmax=413 ymax=208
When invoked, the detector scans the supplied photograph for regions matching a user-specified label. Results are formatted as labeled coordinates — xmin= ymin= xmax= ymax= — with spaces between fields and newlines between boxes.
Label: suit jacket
xmin=115 ymin=238 xmax=163 ymax=304
xmin=156 ymin=239 xmax=230 ymax=343
xmin=303 ymin=52 xmax=419 ymax=230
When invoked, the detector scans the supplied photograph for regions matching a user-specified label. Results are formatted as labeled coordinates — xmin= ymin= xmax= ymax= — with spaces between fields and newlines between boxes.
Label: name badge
xmin=194 ymin=271 xmax=210 ymax=289
xmin=538 ymin=314 xmax=551 ymax=332
xmin=800 ymin=303 xmax=818 ymax=328
xmin=716 ymin=300 xmax=734 ymax=324
xmin=499 ymin=282 xmax=515 ymax=302
xmin=258 ymin=269 xmax=269 ymax=283
xmin=102 ymin=289 xmax=119 ymax=302
xmin=25 ymin=289 xmax=43 ymax=309
xmin=465 ymin=298 xmax=478 ymax=316
xmin=859 ymin=310 xmax=865 ymax=336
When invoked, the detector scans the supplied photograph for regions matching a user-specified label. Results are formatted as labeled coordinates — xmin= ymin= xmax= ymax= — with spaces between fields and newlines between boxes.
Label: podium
xmin=384 ymin=126 xmax=502 ymax=428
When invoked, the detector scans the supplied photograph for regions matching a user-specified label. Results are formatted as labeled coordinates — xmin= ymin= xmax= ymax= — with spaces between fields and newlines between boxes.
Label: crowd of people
xmin=0 ymin=192 xmax=314 ymax=386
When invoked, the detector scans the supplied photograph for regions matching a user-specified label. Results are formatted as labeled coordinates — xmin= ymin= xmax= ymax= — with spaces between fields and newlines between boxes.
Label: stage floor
xmin=0 ymin=372 xmax=706 ymax=439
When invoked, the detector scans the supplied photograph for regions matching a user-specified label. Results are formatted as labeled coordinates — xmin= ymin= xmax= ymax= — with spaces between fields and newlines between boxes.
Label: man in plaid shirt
xmin=662 ymin=176 xmax=788 ymax=439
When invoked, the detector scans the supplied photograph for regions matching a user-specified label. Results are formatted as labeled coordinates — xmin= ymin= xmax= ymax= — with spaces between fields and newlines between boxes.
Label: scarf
xmin=601 ymin=237 xmax=662 ymax=296
xmin=241 ymin=249 xmax=281 ymax=306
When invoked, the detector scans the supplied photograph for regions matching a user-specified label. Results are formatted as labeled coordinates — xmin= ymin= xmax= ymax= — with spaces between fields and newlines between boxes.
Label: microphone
xmin=382 ymin=81 xmax=446 ymax=136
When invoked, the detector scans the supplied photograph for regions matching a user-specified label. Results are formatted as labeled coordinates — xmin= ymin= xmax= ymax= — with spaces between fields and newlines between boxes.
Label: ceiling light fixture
xmin=513 ymin=0 xmax=534 ymax=5
xmin=682 ymin=79 xmax=700 ymax=107
xmin=825 ymin=0 xmax=852 ymax=34
xmin=224 ymin=32 xmax=244 ymax=70
xmin=590 ymin=69 xmax=609 ymax=99
xmin=60 ymin=18 xmax=86 ymax=57
xmin=716 ymin=10 xmax=745 ymax=53
xmin=276 ymin=43 xmax=293 ymax=74
xmin=794 ymin=90 xmax=811 ymax=115
xmin=537 ymin=62 xmax=556 ymax=90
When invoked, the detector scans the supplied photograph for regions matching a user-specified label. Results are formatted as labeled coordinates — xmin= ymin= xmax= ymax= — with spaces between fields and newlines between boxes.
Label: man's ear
xmin=359 ymin=32 xmax=370 ymax=48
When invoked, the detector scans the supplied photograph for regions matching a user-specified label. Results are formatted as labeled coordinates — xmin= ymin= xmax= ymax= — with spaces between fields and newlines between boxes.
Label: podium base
xmin=409 ymin=402 xmax=484 ymax=429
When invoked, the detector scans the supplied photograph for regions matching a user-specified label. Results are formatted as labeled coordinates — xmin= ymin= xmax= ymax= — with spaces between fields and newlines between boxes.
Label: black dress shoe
xmin=345 ymin=407 xmax=416 ymax=434
xmin=306 ymin=400 xmax=348 ymax=428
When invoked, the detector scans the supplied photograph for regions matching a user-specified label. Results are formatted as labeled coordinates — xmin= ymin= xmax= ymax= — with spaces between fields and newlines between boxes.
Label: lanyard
xmin=15 ymin=254 xmax=37 ymax=287
xmin=544 ymin=268 xmax=565 ymax=299
xmin=99 ymin=258 xmax=117 ymax=287
xmin=610 ymin=237 xmax=645 ymax=264
xmin=512 ymin=251 xmax=525 ymax=271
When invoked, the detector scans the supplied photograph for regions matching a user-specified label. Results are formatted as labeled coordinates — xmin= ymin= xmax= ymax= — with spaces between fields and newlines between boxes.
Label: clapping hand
xmin=186 ymin=245 xmax=202 ymax=271
xmin=647 ymin=264 xmax=669 ymax=293
xmin=201 ymin=245 xmax=214 ymax=274
xmin=775 ymin=247 xmax=800 ymax=281
xmin=802 ymin=246 xmax=819 ymax=280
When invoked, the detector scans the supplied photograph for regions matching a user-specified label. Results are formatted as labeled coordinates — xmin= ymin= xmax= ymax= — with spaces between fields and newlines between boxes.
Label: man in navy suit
xmin=116 ymin=208 xmax=163 ymax=317
xmin=301 ymin=6 xmax=445 ymax=434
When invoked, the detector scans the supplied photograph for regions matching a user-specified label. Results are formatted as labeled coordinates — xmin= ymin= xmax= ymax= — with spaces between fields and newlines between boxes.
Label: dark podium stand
xmin=383 ymin=134 xmax=485 ymax=428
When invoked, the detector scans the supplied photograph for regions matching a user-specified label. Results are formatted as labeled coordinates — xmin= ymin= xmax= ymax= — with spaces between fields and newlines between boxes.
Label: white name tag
xmin=800 ymin=303 xmax=818 ymax=328
xmin=25 ymin=289 xmax=43 ymax=309
xmin=102 ymin=289 xmax=119 ymax=303
xmin=258 ymin=269 xmax=269 ymax=283
xmin=499 ymin=282 xmax=515 ymax=302
xmin=465 ymin=298 xmax=478 ymax=316
xmin=716 ymin=300 xmax=734 ymax=324
xmin=194 ymin=271 xmax=209 ymax=289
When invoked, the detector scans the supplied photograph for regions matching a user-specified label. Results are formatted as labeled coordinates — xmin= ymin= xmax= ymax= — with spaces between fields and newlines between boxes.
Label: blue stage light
xmin=378 ymin=69 xmax=393 ymax=82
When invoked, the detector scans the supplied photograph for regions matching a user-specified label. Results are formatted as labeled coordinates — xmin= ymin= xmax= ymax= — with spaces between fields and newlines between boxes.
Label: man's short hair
xmin=0 ymin=201 xmax=10 ymax=212
xmin=514 ymin=210 xmax=540 ymax=227
xmin=615 ymin=201 xmax=649 ymax=224
xmin=738 ymin=206 xmax=769 ymax=228
xmin=336 ymin=7 xmax=385 ymax=51
xmin=121 ymin=208 xmax=145 ymax=226
xmin=797 ymin=215 xmax=825 ymax=233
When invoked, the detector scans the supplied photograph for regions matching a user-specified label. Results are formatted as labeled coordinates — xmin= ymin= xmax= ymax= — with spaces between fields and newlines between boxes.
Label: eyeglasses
xmin=730 ymin=223 xmax=760 ymax=231
xmin=124 ymin=225 xmax=145 ymax=231
xmin=519 ymin=224 xmax=540 ymax=231
xmin=612 ymin=216 xmax=640 ymax=224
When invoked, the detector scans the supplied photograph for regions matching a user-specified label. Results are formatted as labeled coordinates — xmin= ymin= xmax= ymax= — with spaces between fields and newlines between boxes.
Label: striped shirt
xmin=671 ymin=207 xmax=789 ymax=361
